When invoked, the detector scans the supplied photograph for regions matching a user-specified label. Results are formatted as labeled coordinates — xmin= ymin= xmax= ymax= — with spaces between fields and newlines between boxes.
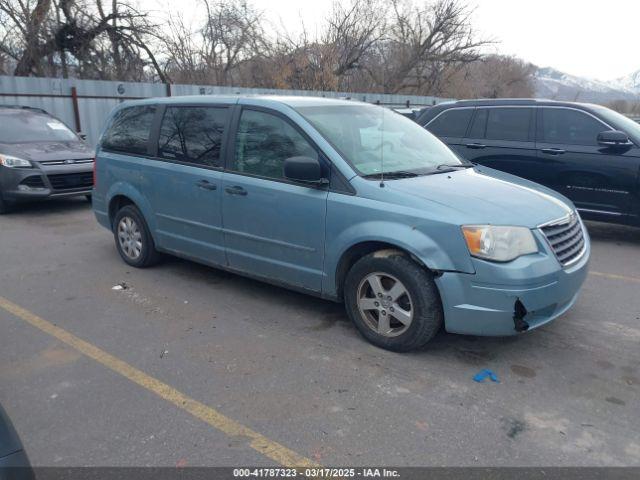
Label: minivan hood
xmin=0 ymin=141 xmax=94 ymax=162
xmin=384 ymin=167 xmax=573 ymax=228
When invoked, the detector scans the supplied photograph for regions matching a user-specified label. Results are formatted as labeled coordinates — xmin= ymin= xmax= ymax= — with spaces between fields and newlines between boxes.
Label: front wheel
xmin=112 ymin=205 xmax=160 ymax=268
xmin=0 ymin=192 xmax=13 ymax=214
xmin=344 ymin=251 xmax=443 ymax=352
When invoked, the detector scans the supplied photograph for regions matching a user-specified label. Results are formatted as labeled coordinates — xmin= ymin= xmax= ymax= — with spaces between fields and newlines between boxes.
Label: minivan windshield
xmin=296 ymin=104 xmax=465 ymax=177
xmin=0 ymin=110 xmax=78 ymax=143
xmin=591 ymin=105 xmax=640 ymax=145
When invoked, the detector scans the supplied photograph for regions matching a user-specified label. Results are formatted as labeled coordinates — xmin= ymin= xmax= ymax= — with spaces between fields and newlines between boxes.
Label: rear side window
xmin=485 ymin=108 xmax=532 ymax=142
xmin=102 ymin=106 xmax=156 ymax=155
xmin=158 ymin=107 xmax=228 ymax=167
xmin=468 ymin=108 xmax=488 ymax=138
xmin=426 ymin=109 xmax=473 ymax=137
xmin=232 ymin=109 xmax=317 ymax=180
xmin=541 ymin=108 xmax=606 ymax=146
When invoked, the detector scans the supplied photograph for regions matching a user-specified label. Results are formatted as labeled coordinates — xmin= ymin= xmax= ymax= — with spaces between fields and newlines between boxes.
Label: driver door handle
xmin=225 ymin=185 xmax=248 ymax=196
xmin=465 ymin=143 xmax=486 ymax=149
xmin=541 ymin=148 xmax=566 ymax=155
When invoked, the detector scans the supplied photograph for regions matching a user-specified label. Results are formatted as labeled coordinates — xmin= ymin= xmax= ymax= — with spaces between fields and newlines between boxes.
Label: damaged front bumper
xmin=435 ymin=234 xmax=590 ymax=336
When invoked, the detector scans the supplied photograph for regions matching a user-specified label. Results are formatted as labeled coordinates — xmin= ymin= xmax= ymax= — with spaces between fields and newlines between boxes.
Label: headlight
xmin=0 ymin=154 xmax=32 ymax=168
xmin=462 ymin=225 xmax=538 ymax=262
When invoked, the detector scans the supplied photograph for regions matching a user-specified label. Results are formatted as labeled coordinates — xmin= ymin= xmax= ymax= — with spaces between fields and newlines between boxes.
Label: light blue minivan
xmin=93 ymin=96 xmax=590 ymax=351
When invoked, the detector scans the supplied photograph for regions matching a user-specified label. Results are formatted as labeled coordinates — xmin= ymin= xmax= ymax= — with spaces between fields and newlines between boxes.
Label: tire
xmin=344 ymin=250 xmax=443 ymax=352
xmin=85 ymin=194 xmax=92 ymax=203
xmin=0 ymin=192 xmax=13 ymax=214
xmin=112 ymin=205 xmax=160 ymax=268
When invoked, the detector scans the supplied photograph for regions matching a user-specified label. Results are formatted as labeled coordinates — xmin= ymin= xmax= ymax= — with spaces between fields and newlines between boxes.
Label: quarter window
xmin=485 ymin=108 xmax=532 ymax=142
xmin=232 ymin=109 xmax=317 ymax=180
xmin=426 ymin=109 xmax=473 ymax=137
xmin=102 ymin=106 xmax=156 ymax=155
xmin=541 ymin=108 xmax=606 ymax=145
xmin=158 ymin=107 xmax=228 ymax=167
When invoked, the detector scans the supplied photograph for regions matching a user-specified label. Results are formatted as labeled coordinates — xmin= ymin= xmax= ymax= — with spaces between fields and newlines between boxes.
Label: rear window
xmin=101 ymin=105 xmax=156 ymax=155
xmin=0 ymin=110 xmax=77 ymax=143
xmin=425 ymin=108 xmax=473 ymax=137
xmin=158 ymin=107 xmax=228 ymax=167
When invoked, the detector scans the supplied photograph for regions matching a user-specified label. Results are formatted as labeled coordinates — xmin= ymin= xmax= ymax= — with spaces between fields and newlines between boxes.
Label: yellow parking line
xmin=0 ymin=296 xmax=317 ymax=468
xmin=590 ymin=271 xmax=640 ymax=283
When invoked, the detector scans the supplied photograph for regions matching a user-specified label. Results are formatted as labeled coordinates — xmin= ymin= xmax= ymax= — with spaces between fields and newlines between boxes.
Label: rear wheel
xmin=344 ymin=250 xmax=443 ymax=352
xmin=113 ymin=205 xmax=160 ymax=268
xmin=85 ymin=194 xmax=92 ymax=203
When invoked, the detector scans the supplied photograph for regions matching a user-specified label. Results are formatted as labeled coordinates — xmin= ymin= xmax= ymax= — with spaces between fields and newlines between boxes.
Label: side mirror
xmin=597 ymin=130 xmax=632 ymax=148
xmin=78 ymin=133 xmax=88 ymax=141
xmin=284 ymin=156 xmax=327 ymax=185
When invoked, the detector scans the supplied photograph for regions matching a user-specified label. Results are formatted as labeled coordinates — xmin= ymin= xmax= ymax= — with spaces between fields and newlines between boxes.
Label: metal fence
xmin=0 ymin=76 xmax=453 ymax=146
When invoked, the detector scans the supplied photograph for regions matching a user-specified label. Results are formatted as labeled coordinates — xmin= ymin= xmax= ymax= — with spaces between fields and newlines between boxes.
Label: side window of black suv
xmin=540 ymin=108 xmax=606 ymax=146
xmin=468 ymin=107 xmax=533 ymax=142
xmin=425 ymin=108 xmax=473 ymax=138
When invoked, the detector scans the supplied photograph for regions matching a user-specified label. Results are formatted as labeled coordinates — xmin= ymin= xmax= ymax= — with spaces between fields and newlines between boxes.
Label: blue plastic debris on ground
xmin=473 ymin=369 xmax=500 ymax=383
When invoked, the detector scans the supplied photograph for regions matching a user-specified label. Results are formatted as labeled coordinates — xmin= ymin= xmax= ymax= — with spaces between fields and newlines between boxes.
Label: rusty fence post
xmin=70 ymin=86 xmax=82 ymax=133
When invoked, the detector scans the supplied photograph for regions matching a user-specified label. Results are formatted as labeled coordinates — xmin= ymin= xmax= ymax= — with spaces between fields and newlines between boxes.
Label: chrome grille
xmin=39 ymin=158 xmax=94 ymax=166
xmin=540 ymin=213 xmax=586 ymax=266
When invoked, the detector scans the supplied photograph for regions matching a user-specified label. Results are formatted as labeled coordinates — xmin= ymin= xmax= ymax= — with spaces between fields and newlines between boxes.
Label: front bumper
xmin=0 ymin=163 xmax=93 ymax=201
xmin=435 ymin=229 xmax=590 ymax=336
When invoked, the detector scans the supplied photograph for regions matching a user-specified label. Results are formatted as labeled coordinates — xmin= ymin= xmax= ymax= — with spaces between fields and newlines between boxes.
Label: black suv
xmin=417 ymin=99 xmax=640 ymax=227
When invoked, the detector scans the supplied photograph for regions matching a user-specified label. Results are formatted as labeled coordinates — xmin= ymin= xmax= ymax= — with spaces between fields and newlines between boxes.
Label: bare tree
xmin=0 ymin=0 xmax=165 ymax=79
xmin=200 ymin=0 xmax=265 ymax=85
xmin=0 ymin=0 xmax=535 ymax=100
xmin=161 ymin=0 xmax=266 ymax=85
xmin=162 ymin=14 xmax=204 ymax=83
xmin=245 ymin=0 xmax=385 ymax=92
xmin=367 ymin=0 xmax=489 ymax=94
xmin=323 ymin=0 xmax=385 ymax=80
xmin=443 ymin=55 xmax=535 ymax=99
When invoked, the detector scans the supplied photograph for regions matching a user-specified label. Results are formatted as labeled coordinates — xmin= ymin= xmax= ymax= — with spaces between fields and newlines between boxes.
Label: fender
xmin=105 ymin=182 xmax=158 ymax=242
xmin=323 ymin=220 xmax=475 ymax=298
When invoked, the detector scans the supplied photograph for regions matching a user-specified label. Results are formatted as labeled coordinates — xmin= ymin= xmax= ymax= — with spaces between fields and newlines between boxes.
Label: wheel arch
xmin=334 ymin=241 xmax=437 ymax=301
xmin=105 ymin=183 xmax=157 ymax=238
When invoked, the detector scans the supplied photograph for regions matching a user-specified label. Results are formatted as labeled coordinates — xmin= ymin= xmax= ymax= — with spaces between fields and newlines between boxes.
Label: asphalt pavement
xmin=0 ymin=198 xmax=639 ymax=467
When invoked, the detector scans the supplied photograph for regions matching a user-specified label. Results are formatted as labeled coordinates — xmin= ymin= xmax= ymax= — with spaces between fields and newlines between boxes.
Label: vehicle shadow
xmin=584 ymin=220 xmax=640 ymax=246
xmin=2 ymin=197 xmax=91 ymax=217
xmin=161 ymin=254 xmax=525 ymax=366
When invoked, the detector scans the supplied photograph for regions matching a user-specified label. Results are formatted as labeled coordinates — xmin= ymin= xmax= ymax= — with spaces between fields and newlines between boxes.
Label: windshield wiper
xmin=363 ymin=171 xmax=419 ymax=180
xmin=436 ymin=162 xmax=474 ymax=171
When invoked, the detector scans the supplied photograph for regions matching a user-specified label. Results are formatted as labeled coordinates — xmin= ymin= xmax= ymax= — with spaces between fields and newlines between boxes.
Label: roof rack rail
xmin=0 ymin=105 xmax=48 ymax=114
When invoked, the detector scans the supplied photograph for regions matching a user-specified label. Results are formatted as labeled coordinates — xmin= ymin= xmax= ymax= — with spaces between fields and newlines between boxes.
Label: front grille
xmin=47 ymin=172 xmax=93 ymax=190
xmin=540 ymin=213 xmax=586 ymax=266
xmin=40 ymin=158 xmax=94 ymax=166
xmin=20 ymin=175 xmax=46 ymax=188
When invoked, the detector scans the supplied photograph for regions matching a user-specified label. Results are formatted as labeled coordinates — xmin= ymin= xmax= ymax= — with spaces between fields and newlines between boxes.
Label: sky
xmin=151 ymin=0 xmax=640 ymax=82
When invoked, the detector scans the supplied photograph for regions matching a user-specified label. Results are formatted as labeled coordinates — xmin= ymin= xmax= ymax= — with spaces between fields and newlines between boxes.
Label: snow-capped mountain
xmin=611 ymin=69 xmax=640 ymax=93
xmin=534 ymin=66 xmax=640 ymax=103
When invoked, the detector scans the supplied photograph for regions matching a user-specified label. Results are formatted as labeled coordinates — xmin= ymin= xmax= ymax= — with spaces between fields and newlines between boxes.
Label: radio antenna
xmin=379 ymin=106 xmax=385 ymax=188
